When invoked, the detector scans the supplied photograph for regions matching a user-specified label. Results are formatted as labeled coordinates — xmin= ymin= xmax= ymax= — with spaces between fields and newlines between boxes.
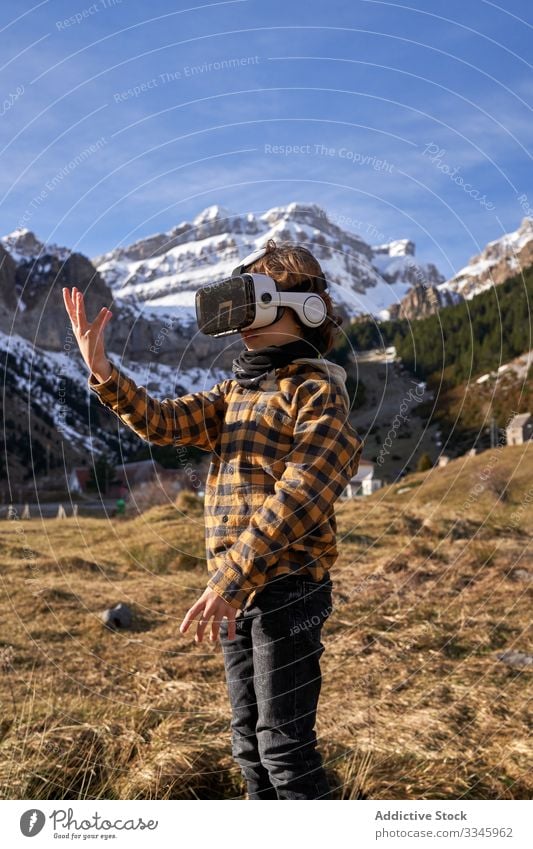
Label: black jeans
xmin=219 ymin=571 xmax=333 ymax=799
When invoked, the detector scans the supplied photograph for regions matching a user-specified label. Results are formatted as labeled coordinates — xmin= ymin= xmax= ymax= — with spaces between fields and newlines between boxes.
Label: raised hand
xmin=63 ymin=286 xmax=113 ymax=381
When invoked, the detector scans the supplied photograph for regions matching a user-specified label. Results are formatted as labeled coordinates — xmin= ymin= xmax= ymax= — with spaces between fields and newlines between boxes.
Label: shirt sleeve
xmin=88 ymin=358 xmax=228 ymax=450
xmin=207 ymin=379 xmax=364 ymax=608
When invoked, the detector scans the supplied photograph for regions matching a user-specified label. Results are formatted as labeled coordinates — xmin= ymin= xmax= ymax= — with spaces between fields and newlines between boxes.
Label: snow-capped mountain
xmin=437 ymin=216 xmax=533 ymax=300
xmin=0 ymin=228 xmax=72 ymax=264
xmin=386 ymin=282 xmax=462 ymax=322
xmin=92 ymin=202 xmax=445 ymax=321
xmin=1 ymin=204 xmax=531 ymax=481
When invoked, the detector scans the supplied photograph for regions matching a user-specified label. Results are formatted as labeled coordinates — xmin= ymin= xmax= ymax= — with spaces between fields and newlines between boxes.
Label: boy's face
xmin=240 ymin=307 xmax=304 ymax=349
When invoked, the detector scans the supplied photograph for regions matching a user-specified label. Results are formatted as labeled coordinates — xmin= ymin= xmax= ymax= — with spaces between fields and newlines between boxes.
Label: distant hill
xmin=347 ymin=263 xmax=533 ymax=390
xmin=438 ymin=216 xmax=533 ymax=299
xmin=384 ymin=216 xmax=533 ymax=321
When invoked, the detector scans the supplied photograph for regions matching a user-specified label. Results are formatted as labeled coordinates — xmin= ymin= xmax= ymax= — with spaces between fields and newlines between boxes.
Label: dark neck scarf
xmin=232 ymin=337 xmax=320 ymax=389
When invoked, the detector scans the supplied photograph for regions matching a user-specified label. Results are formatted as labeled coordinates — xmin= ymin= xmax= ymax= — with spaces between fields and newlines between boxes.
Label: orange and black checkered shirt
xmin=88 ymin=359 xmax=364 ymax=611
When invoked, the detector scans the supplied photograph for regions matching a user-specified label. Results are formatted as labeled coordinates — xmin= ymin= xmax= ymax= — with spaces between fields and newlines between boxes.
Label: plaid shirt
xmin=88 ymin=359 xmax=364 ymax=611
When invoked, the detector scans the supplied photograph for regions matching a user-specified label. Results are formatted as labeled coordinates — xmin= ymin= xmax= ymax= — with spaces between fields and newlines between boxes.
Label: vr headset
xmin=195 ymin=245 xmax=329 ymax=337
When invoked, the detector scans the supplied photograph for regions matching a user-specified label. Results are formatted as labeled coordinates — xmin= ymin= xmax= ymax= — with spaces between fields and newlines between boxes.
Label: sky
xmin=0 ymin=0 xmax=531 ymax=280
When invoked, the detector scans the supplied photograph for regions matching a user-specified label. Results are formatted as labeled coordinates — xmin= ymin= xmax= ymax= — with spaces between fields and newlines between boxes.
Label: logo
xmin=20 ymin=809 xmax=46 ymax=837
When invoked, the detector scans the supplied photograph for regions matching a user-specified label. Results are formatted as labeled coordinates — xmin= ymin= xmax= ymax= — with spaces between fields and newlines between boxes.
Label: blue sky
xmin=1 ymin=0 xmax=531 ymax=278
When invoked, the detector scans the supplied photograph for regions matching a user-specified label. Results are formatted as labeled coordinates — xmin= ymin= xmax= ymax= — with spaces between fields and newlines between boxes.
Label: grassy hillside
xmin=0 ymin=444 xmax=531 ymax=800
xmin=418 ymin=349 xmax=533 ymax=456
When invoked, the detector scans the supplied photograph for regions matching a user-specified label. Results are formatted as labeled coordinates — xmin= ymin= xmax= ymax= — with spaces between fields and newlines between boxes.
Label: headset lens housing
xmin=195 ymin=274 xmax=256 ymax=337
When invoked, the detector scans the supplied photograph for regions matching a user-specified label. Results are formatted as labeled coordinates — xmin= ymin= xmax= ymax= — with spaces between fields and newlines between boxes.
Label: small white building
xmin=506 ymin=412 xmax=533 ymax=446
xmin=342 ymin=459 xmax=382 ymax=498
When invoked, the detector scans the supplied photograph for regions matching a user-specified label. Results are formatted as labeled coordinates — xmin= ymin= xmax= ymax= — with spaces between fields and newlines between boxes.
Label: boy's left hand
xmin=180 ymin=587 xmax=239 ymax=643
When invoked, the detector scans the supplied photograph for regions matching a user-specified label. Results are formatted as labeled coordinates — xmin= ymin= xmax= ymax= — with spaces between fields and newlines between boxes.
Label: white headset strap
xmin=252 ymin=277 xmax=325 ymax=326
xmin=231 ymin=246 xmax=269 ymax=276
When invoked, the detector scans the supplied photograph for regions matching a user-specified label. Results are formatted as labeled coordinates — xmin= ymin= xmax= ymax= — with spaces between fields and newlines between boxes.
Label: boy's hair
xmin=244 ymin=238 xmax=344 ymax=356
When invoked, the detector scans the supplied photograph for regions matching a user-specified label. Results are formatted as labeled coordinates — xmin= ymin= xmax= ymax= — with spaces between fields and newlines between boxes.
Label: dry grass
xmin=0 ymin=449 xmax=532 ymax=800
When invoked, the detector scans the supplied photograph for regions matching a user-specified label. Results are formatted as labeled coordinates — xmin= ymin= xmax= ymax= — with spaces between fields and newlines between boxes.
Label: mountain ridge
xmin=1 ymin=205 xmax=531 ymax=479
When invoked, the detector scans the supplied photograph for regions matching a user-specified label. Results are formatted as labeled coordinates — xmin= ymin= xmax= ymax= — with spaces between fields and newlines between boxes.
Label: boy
xmin=62 ymin=238 xmax=363 ymax=800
